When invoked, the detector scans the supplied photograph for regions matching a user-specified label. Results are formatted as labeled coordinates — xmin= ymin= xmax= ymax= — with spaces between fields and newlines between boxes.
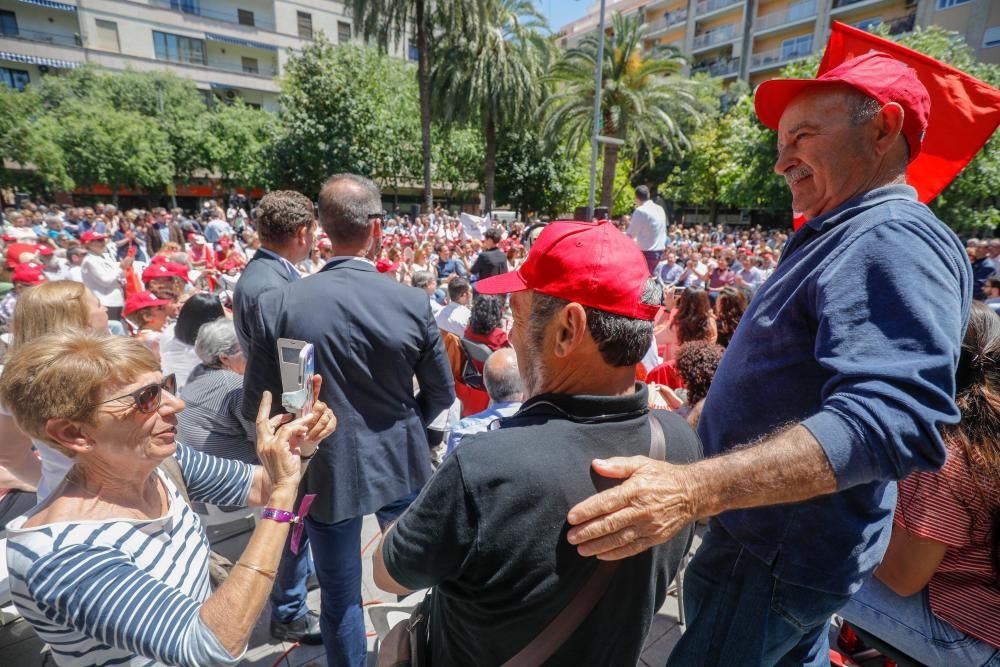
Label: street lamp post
xmin=585 ymin=0 xmax=607 ymax=222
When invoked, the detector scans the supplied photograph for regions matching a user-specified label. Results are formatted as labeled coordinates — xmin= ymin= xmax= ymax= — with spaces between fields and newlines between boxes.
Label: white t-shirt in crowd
xmin=627 ymin=200 xmax=667 ymax=251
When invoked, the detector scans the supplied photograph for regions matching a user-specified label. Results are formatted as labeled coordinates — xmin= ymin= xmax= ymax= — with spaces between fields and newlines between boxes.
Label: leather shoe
xmin=271 ymin=610 xmax=323 ymax=645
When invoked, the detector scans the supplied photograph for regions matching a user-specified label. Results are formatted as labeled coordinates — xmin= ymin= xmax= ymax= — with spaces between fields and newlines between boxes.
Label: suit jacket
xmin=233 ymin=250 xmax=295 ymax=355
xmin=242 ymin=258 xmax=456 ymax=524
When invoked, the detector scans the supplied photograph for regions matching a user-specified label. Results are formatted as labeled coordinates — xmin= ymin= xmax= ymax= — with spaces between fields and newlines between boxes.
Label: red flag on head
xmin=819 ymin=21 xmax=1000 ymax=208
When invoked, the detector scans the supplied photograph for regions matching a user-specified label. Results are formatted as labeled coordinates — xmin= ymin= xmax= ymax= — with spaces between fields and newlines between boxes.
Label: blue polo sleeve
xmin=801 ymin=214 xmax=968 ymax=490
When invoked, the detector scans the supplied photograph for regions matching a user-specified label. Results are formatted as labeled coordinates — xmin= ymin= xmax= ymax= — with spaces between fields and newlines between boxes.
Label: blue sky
xmin=533 ymin=0 xmax=590 ymax=33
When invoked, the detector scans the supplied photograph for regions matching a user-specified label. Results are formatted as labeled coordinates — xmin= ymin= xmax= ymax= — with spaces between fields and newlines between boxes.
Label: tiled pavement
xmin=0 ymin=516 xmax=695 ymax=667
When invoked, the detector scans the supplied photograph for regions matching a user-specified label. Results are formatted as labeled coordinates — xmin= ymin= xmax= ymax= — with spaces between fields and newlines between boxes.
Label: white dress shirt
xmin=627 ymin=200 xmax=668 ymax=251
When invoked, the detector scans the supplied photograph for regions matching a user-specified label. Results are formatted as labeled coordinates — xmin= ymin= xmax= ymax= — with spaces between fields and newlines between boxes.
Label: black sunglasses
xmin=94 ymin=374 xmax=177 ymax=414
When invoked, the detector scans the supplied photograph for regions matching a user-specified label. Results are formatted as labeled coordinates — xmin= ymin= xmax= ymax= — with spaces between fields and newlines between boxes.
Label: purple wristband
xmin=261 ymin=507 xmax=297 ymax=523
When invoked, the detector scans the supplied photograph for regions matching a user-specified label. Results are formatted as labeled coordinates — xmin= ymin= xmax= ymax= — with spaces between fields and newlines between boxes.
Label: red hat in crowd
xmin=165 ymin=262 xmax=192 ymax=283
xmin=476 ymin=220 xmax=659 ymax=321
xmin=34 ymin=244 xmax=53 ymax=257
xmin=12 ymin=262 xmax=46 ymax=285
xmin=81 ymin=231 xmax=107 ymax=243
xmin=318 ymin=238 xmax=332 ymax=250
xmin=6 ymin=242 xmax=39 ymax=268
xmin=2 ymin=234 xmax=15 ymax=242
xmin=376 ymin=258 xmax=399 ymax=274
xmin=142 ymin=262 xmax=175 ymax=283
xmin=754 ymin=51 xmax=930 ymax=161
xmin=151 ymin=255 xmax=169 ymax=266
xmin=124 ymin=290 xmax=172 ymax=317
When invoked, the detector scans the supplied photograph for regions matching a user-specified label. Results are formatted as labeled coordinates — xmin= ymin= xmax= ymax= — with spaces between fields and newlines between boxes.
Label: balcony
xmin=646 ymin=9 xmax=689 ymax=37
xmin=691 ymin=57 xmax=741 ymax=78
xmin=692 ymin=24 xmax=739 ymax=51
xmin=749 ymin=37 xmax=814 ymax=71
xmin=147 ymin=0 xmax=277 ymax=31
xmin=830 ymin=0 xmax=898 ymax=14
xmin=886 ymin=13 xmax=916 ymax=36
xmin=695 ymin=0 xmax=743 ymax=18
xmin=754 ymin=0 xmax=817 ymax=35
xmin=0 ymin=26 xmax=80 ymax=48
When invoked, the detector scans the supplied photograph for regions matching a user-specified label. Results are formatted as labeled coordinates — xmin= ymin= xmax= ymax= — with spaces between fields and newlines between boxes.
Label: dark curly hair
xmin=676 ymin=341 xmax=724 ymax=406
xmin=675 ymin=288 xmax=713 ymax=344
xmin=716 ymin=286 xmax=748 ymax=347
xmin=468 ymin=294 xmax=504 ymax=336
xmin=256 ymin=190 xmax=315 ymax=245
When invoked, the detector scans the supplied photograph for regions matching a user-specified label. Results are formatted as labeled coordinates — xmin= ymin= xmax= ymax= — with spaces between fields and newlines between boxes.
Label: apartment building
xmin=0 ymin=0 xmax=415 ymax=110
xmin=559 ymin=0 xmax=1000 ymax=87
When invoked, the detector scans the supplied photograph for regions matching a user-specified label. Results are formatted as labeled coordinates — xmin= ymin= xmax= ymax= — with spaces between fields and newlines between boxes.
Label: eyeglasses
xmin=93 ymin=374 xmax=177 ymax=414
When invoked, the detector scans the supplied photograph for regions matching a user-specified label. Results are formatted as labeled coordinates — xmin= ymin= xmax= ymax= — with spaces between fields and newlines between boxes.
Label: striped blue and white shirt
xmin=6 ymin=444 xmax=255 ymax=667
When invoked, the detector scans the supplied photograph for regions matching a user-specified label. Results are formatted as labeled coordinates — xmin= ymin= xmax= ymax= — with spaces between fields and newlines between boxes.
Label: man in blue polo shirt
xmin=564 ymin=53 xmax=972 ymax=666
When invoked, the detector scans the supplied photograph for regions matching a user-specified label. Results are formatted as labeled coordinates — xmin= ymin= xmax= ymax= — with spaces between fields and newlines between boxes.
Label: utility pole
xmin=585 ymin=0 xmax=607 ymax=222
xmin=157 ymin=83 xmax=178 ymax=209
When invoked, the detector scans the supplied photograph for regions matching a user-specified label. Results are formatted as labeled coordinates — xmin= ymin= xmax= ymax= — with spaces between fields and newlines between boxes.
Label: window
xmin=169 ymin=0 xmax=200 ymax=14
xmin=95 ymin=19 xmax=120 ymax=53
xmin=854 ymin=17 xmax=881 ymax=32
xmin=781 ymin=34 xmax=812 ymax=59
xmin=338 ymin=21 xmax=351 ymax=43
xmin=246 ymin=102 xmax=261 ymax=110
xmin=153 ymin=31 xmax=206 ymax=65
xmin=238 ymin=9 xmax=255 ymax=26
xmin=0 ymin=10 xmax=18 ymax=37
xmin=408 ymin=43 xmax=419 ymax=61
xmin=935 ymin=0 xmax=971 ymax=8
xmin=985 ymin=27 xmax=1000 ymax=48
xmin=297 ymin=11 xmax=313 ymax=40
xmin=1 ymin=67 xmax=29 ymax=91
xmin=241 ymin=56 xmax=258 ymax=74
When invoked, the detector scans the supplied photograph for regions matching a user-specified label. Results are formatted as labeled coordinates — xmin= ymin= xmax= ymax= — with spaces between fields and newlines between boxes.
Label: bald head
xmin=483 ymin=348 xmax=523 ymax=404
xmin=318 ymin=174 xmax=382 ymax=245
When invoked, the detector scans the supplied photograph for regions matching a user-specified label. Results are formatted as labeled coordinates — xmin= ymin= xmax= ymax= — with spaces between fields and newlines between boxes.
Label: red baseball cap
xmin=376 ymin=258 xmax=399 ymax=273
xmin=476 ymin=220 xmax=659 ymax=321
xmin=754 ymin=52 xmax=929 ymax=161
xmin=34 ymin=244 xmax=53 ymax=257
xmin=166 ymin=262 xmax=192 ymax=283
xmin=81 ymin=231 xmax=108 ymax=243
xmin=6 ymin=242 xmax=39 ymax=268
xmin=142 ymin=262 xmax=174 ymax=283
xmin=12 ymin=262 xmax=46 ymax=285
xmin=124 ymin=290 xmax=171 ymax=316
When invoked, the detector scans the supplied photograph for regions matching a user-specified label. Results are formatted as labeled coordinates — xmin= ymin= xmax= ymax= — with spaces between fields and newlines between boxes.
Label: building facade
xmin=559 ymin=0 xmax=1000 ymax=87
xmin=0 ymin=0 xmax=416 ymax=110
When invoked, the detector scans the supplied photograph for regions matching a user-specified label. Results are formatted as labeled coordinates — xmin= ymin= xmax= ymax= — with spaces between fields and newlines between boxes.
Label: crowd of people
xmin=0 ymin=50 xmax=996 ymax=667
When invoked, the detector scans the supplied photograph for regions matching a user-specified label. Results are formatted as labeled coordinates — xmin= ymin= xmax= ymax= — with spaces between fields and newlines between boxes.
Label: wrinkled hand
xmin=297 ymin=375 xmax=337 ymax=457
xmin=566 ymin=457 xmax=696 ymax=561
xmin=255 ymin=390 xmax=309 ymax=490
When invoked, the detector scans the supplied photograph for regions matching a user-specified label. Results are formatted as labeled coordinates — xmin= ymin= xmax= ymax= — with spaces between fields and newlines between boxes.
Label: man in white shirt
xmin=435 ymin=277 xmax=472 ymax=337
xmin=80 ymin=231 xmax=128 ymax=323
xmin=626 ymin=185 xmax=667 ymax=275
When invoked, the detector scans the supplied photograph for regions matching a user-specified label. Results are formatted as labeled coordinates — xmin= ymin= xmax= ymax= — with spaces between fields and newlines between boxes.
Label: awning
xmin=0 ymin=51 xmax=81 ymax=68
xmin=18 ymin=0 xmax=77 ymax=11
xmin=204 ymin=32 xmax=277 ymax=52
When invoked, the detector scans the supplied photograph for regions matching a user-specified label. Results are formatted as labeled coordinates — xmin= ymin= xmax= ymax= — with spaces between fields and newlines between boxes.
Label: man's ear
xmin=44 ymin=418 xmax=93 ymax=456
xmin=873 ymin=102 xmax=905 ymax=158
xmin=552 ymin=303 xmax=588 ymax=359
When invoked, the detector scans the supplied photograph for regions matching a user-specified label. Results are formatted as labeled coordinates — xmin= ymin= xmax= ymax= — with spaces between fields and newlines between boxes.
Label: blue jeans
xmin=305 ymin=492 xmax=419 ymax=667
xmin=269 ymin=529 xmax=315 ymax=623
xmin=665 ymin=522 xmax=851 ymax=667
xmin=840 ymin=575 xmax=1000 ymax=666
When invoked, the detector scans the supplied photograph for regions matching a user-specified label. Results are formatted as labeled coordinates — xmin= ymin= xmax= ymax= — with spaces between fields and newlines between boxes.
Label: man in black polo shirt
xmin=373 ymin=220 xmax=702 ymax=665
xmin=470 ymin=227 xmax=508 ymax=280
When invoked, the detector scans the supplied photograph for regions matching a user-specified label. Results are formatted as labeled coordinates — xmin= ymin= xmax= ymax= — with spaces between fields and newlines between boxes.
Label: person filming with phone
xmin=1 ymin=332 xmax=336 ymax=667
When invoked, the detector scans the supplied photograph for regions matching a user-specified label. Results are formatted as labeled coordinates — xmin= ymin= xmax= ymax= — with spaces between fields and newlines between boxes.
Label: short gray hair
xmin=845 ymin=88 xmax=910 ymax=165
xmin=194 ymin=318 xmax=240 ymax=366
xmin=412 ymin=270 xmax=435 ymax=289
xmin=318 ymin=174 xmax=382 ymax=245
xmin=483 ymin=350 xmax=523 ymax=403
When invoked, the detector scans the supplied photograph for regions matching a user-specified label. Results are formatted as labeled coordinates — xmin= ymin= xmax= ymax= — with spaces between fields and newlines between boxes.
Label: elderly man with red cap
xmin=371 ymin=221 xmax=702 ymax=664
xmin=565 ymin=53 xmax=972 ymax=665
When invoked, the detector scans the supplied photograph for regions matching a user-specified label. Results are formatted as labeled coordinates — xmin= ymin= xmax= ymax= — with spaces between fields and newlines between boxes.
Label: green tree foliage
xmin=430 ymin=123 xmax=484 ymax=207
xmin=201 ymin=100 xmax=278 ymax=191
xmin=270 ymin=38 xmax=423 ymax=194
xmin=543 ymin=12 xmax=699 ymax=209
xmin=431 ymin=0 xmax=552 ymax=212
xmin=493 ymin=124 xmax=574 ymax=218
xmin=0 ymin=85 xmax=70 ymax=192
xmin=565 ymin=150 xmax=636 ymax=218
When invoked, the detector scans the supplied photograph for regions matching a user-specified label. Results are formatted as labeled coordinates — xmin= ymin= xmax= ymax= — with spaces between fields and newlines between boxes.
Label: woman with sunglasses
xmin=0 ymin=331 xmax=336 ymax=667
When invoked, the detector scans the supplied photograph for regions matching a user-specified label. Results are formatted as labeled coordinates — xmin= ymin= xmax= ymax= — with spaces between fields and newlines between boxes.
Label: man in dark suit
xmin=232 ymin=190 xmax=320 ymax=644
xmin=470 ymin=227 xmax=508 ymax=280
xmin=233 ymin=191 xmax=317 ymax=355
xmin=243 ymin=174 xmax=455 ymax=667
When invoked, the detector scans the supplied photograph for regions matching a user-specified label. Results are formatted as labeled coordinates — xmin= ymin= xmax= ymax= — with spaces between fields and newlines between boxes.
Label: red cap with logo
xmin=12 ymin=262 xmax=46 ymax=285
xmin=81 ymin=231 xmax=108 ymax=243
xmin=754 ymin=52 xmax=930 ymax=161
xmin=124 ymin=290 xmax=172 ymax=316
xmin=34 ymin=244 xmax=53 ymax=257
xmin=476 ymin=220 xmax=659 ymax=321
xmin=6 ymin=242 xmax=39 ymax=268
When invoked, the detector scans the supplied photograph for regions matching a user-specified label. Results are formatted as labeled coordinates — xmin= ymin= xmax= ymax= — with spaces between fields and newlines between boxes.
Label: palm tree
xmin=352 ymin=0 xmax=473 ymax=213
xmin=430 ymin=0 xmax=552 ymax=213
xmin=543 ymin=12 xmax=699 ymax=209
